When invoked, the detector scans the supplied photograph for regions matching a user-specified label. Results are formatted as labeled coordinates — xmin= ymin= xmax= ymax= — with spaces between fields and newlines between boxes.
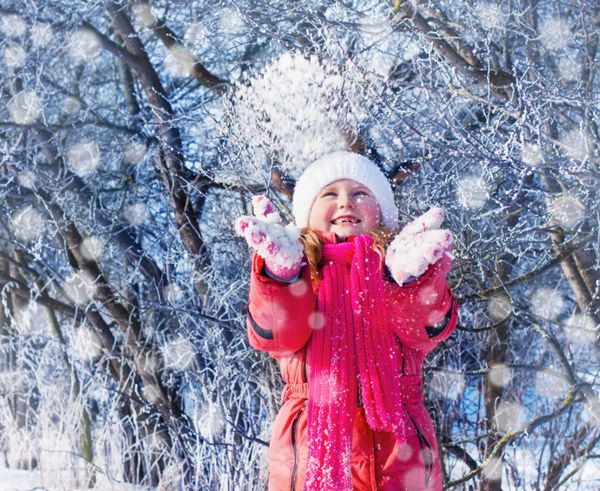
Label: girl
xmin=236 ymin=151 xmax=458 ymax=491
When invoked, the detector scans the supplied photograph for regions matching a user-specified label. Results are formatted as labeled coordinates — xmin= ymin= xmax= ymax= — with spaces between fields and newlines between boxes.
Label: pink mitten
xmin=235 ymin=195 xmax=304 ymax=279
xmin=385 ymin=207 xmax=454 ymax=285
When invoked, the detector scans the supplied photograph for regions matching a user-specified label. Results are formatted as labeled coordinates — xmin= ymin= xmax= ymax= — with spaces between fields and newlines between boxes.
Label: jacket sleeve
xmin=386 ymin=255 xmax=459 ymax=354
xmin=246 ymin=252 xmax=314 ymax=355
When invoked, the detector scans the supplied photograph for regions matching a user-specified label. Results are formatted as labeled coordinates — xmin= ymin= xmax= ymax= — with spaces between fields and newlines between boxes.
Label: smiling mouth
xmin=331 ymin=217 xmax=361 ymax=225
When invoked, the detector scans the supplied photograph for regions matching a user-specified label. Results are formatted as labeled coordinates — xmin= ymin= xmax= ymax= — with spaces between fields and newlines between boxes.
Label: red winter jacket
xmin=246 ymin=235 xmax=458 ymax=491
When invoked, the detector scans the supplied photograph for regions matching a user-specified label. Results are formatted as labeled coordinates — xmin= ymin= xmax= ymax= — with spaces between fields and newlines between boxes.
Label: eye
xmin=354 ymin=190 xmax=369 ymax=197
xmin=321 ymin=191 xmax=336 ymax=197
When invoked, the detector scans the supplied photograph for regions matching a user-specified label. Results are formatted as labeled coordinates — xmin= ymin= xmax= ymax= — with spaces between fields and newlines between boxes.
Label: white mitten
xmin=235 ymin=195 xmax=304 ymax=279
xmin=385 ymin=207 xmax=454 ymax=285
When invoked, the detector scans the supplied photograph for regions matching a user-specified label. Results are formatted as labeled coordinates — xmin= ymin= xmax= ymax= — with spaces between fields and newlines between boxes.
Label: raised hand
xmin=385 ymin=207 xmax=454 ymax=286
xmin=235 ymin=195 xmax=304 ymax=279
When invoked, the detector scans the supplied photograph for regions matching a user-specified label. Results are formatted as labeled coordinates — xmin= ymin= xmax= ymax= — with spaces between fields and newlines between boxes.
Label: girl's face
xmin=308 ymin=179 xmax=381 ymax=238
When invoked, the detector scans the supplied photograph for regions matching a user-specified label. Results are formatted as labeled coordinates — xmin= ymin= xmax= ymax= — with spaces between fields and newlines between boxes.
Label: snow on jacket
xmin=246 ymin=233 xmax=459 ymax=491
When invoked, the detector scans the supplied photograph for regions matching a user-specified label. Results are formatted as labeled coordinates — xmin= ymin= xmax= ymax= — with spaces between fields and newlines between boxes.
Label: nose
xmin=338 ymin=191 xmax=355 ymax=209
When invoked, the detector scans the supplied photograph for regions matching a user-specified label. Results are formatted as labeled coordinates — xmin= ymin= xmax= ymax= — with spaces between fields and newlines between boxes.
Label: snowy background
xmin=1 ymin=0 xmax=599 ymax=489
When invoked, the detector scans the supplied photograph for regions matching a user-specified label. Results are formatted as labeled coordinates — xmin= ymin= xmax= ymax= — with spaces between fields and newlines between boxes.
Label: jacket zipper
xmin=301 ymin=344 xmax=308 ymax=383
xmin=290 ymin=409 xmax=303 ymax=491
xmin=408 ymin=414 xmax=433 ymax=486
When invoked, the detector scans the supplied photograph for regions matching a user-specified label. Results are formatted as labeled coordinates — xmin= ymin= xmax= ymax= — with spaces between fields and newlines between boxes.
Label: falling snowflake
xmin=162 ymin=337 xmax=196 ymax=371
xmin=68 ymin=29 xmax=102 ymax=63
xmin=475 ymin=3 xmax=505 ymax=30
xmin=488 ymin=293 xmax=512 ymax=322
xmin=123 ymin=141 xmax=147 ymax=165
xmin=194 ymin=400 xmax=225 ymax=439
xmin=80 ymin=236 xmax=104 ymax=261
xmin=31 ymin=23 xmax=54 ymax=48
xmin=560 ymin=128 xmax=592 ymax=161
xmin=481 ymin=455 xmax=504 ymax=481
xmin=132 ymin=3 xmax=157 ymax=28
xmin=8 ymin=90 xmax=43 ymax=124
xmin=308 ymin=311 xmax=326 ymax=330
xmin=456 ymin=175 xmax=489 ymax=210
xmin=558 ymin=58 xmax=580 ymax=82
xmin=4 ymin=44 xmax=27 ymax=69
xmin=429 ymin=371 xmax=465 ymax=400
xmin=63 ymin=271 xmax=97 ymax=305
xmin=539 ymin=17 xmax=571 ymax=51
xmin=163 ymin=283 xmax=184 ymax=305
xmin=495 ymin=400 xmax=525 ymax=432
xmin=530 ymin=287 xmax=565 ymax=321
xmin=218 ymin=8 xmax=245 ymax=35
xmin=1 ymin=14 xmax=27 ymax=38
xmin=17 ymin=171 xmax=35 ymax=189
xmin=535 ymin=369 xmax=569 ymax=399
xmin=68 ymin=141 xmax=101 ymax=176
xmin=487 ymin=364 xmax=513 ymax=388
xmin=185 ymin=22 xmax=209 ymax=46
xmin=11 ymin=206 xmax=46 ymax=241
xmin=15 ymin=301 xmax=48 ymax=333
xmin=520 ymin=142 xmax=543 ymax=166
xmin=564 ymin=313 xmax=596 ymax=345
xmin=547 ymin=194 xmax=586 ymax=230
xmin=164 ymin=45 xmax=195 ymax=77
xmin=62 ymin=96 xmax=81 ymax=114
xmin=71 ymin=327 xmax=103 ymax=362
xmin=123 ymin=203 xmax=149 ymax=226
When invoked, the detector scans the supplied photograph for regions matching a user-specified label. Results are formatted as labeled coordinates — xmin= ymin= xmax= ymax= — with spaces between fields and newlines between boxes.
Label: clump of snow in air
xmin=194 ymin=400 xmax=225 ymax=439
xmin=558 ymin=58 xmax=580 ymax=82
xmin=560 ymin=128 xmax=592 ymax=161
xmin=163 ymin=283 xmax=184 ymax=305
xmin=61 ymin=96 xmax=81 ymax=114
xmin=520 ymin=142 xmax=543 ymax=166
xmin=123 ymin=203 xmax=149 ymax=226
xmin=17 ymin=171 xmax=35 ymax=189
xmin=481 ymin=455 xmax=503 ymax=481
xmin=68 ymin=141 xmax=101 ymax=176
xmin=8 ymin=90 xmax=43 ymax=124
xmin=185 ymin=22 xmax=209 ymax=46
xmin=11 ymin=206 xmax=45 ymax=241
xmin=488 ymin=293 xmax=512 ymax=322
xmin=80 ymin=236 xmax=104 ymax=261
xmin=63 ymin=272 xmax=97 ymax=305
xmin=456 ymin=175 xmax=489 ymax=210
xmin=31 ymin=23 xmax=54 ymax=48
xmin=4 ymin=44 xmax=27 ymax=69
xmin=225 ymin=52 xmax=371 ymax=182
xmin=547 ymin=194 xmax=586 ymax=230
xmin=530 ymin=287 xmax=564 ymax=321
xmin=538 ymin=17 xmax=572 ymax=51
xmin=162 ymin=336 xmax=196 ymax=371
xmin=358 ymin=15 xmax=395 ymax=76
xmin=164 ymin=45 xmax=195 ymax=77
xmin=564 ymin=313 xmax=596 ymax=345
xmin=1 ymin=14 xmax=27 ymax=38
xmin=71 ymin=327 xmax=103 ymax=362
xmin=68 ymin=29 xmax=102 ymax=63
xmin=132 ymin=3 xmax=157 ymax=28
xmin=495 ymin=400 xmax=525 ymax=432
xmin=487 ymin=364 xmax=513 ymax=388
xmin=429 ymin=371 xmax=465 ymax=400
xmin=535 ymin=369 xmax=569 ymax=399
xmin=475 ymin=3 xmax=505 ymax=29
xmin=123 ymin=141 xmax=147 ymax=164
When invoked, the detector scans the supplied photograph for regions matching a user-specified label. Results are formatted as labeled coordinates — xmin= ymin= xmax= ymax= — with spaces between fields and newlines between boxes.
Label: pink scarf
xmin=304 ymin=234 xmax=411 ymax=490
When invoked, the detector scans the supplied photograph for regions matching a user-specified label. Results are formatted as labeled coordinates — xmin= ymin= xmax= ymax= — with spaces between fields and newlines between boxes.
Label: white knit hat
xmin=292 ymin=151 xmax=398 ymax=229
